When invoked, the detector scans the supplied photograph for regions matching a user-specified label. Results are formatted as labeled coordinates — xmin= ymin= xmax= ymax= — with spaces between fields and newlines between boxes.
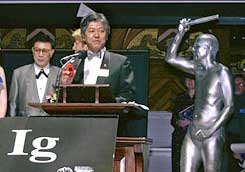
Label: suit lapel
xmin=96 ymin=51 xmax=110 ymax=84
xmin=43 ymin=66 xmax=56 ymax=102
xmin=73 ymin=59 xmax=85 ymax=84
xmin=29 ymin=64 xmax=40 ymax=102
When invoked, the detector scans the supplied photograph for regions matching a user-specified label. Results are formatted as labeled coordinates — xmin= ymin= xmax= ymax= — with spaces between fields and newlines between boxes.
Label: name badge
xmin=98 ymin=69 xmax=109 ymax=77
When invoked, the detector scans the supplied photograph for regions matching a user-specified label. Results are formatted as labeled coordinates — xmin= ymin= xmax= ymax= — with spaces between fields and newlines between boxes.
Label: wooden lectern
xmin=29 ymin=102 xmax=136 ymax=115
xmin=30 ymin=84 xmax=139 ymax=115
xmin=59 ymin=84 xmax=116 ymax=104
xmin=29 ymin=84 xmax=151 ymax=172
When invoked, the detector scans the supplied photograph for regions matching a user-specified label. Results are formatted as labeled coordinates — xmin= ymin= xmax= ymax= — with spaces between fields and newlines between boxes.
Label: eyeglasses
xmin=33 ymin=47 xmax=51 ymax=55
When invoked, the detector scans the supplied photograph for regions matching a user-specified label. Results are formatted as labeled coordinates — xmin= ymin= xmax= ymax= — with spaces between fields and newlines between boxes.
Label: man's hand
xmin=179 ymin=18 xmax=191 ymax=33
xmin=61 ymin=69 xmax=74 ymax=84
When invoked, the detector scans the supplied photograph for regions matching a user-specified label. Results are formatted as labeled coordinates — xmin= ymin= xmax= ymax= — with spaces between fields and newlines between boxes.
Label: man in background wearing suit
xmin=62 ymin=12 xmax=135 ymax=103
xmin=9 ymin=34 xmax=60 ymax=116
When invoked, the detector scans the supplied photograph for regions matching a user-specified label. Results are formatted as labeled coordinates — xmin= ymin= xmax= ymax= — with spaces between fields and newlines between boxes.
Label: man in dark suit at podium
xmin=61 ymin=12 xmax=137 ymax=136
xmin=62 ymin=12 xmax=135 ymax=103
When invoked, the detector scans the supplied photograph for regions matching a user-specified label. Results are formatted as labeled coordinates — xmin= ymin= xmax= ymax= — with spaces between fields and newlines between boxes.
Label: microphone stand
xmin=60 ymin=52 xmax=80 ymax=66
xmin=54 ymin=57 xmax=76 ymax=103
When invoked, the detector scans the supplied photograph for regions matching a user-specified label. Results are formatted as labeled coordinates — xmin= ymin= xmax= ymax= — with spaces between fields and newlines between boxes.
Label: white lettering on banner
xmin=8 ymin=129 xmax=60 ymax=163
xmin=8 ymin=129 xmax=32 ymax=155
xmin=30 ymin=137 xmax=59 ymax=163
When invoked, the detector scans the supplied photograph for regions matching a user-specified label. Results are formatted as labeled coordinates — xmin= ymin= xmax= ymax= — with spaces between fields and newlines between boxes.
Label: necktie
xmin=87 ymin=51 xmax=101 ymax=60
xmin=36 ymin=69 xmax=48 ymax=79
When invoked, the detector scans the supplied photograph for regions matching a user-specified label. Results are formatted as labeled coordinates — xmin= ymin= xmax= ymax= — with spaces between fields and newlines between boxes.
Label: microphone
xmin=60 ymin=53 xmax=80 ymax=65
xmin=54 ymin=51 xmax=87 ymax=102
xmin=78 ymin=50 xmax=88 ymax=59
xmin=54 ymin=57 xmax=76 ymax=103
xmin=60 ymin=51 xmax=87 ymax=65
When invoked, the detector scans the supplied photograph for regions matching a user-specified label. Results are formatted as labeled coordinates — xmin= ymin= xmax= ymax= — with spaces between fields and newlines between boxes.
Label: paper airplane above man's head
xmin=77 ymin=3 xmax=95 ymax=18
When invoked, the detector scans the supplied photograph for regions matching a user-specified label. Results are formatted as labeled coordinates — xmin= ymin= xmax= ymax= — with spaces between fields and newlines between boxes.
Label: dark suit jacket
xmin=9 ymin=63 xmax=60 ymax=116
xmin=73 ymin=51 xmax=136 ymax=102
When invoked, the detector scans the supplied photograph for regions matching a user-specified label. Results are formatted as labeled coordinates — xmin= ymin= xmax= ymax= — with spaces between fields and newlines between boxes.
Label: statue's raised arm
xmin=165 ymin=15 xmax=219 ymax=75
xmin=165 ymin=18 xmax=195 ymax=74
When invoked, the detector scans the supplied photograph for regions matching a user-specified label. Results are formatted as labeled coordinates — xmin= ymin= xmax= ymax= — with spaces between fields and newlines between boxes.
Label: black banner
xmin=0 ymin=116 xmax=118 ymax=172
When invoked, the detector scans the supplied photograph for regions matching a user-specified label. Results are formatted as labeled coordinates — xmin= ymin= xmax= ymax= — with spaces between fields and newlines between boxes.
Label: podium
xmin=0 ymin=116 xmax=118 ymax=172
xmin=58 ymin=84 xmax=116 ymax=104
xmin=28 ymin=84 xmax=151 ymax=172
xmin=29 ymin=102 xmax=136 ymax=115
xmin=28 ymin=102 xmax=151 ymax=172
xmin=115 ymin=137 xmax=152 ymax=172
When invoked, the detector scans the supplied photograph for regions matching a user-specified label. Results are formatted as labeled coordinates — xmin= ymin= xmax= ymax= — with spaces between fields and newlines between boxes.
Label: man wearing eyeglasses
xmin=9 ymin=34 xmax=60 ymax=116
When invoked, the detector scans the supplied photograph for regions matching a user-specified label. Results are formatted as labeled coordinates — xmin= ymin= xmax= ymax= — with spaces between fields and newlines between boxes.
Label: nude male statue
xmin=165 ymin=18 xmax=234 ymax=172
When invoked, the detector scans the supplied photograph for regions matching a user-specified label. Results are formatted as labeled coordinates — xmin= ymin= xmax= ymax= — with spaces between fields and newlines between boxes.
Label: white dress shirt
xmin=84 ymin=48 xmax=105 ymax=85
xmin=34 ymin=63 xmax=50 ymax=102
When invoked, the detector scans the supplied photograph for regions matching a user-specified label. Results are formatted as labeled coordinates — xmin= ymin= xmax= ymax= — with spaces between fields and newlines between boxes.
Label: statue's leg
xmin=201 ymin=129 xmax=225 ymax=172
xmin=180 ymin=133 xmax=201 ymax=172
